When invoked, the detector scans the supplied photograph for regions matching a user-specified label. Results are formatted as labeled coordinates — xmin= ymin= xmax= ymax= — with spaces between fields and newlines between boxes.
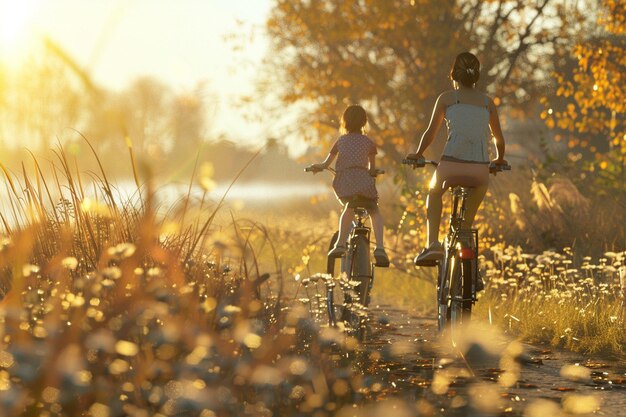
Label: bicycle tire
xmin=351 ymin=235 xmax=372 ymax=305
xmin=449 ymin=257 xmax=476 ymax=341
xmin=448 ymin=255 xmax=464 ymax=338
xmin=326 ymin=231 xmax=340 ymax=327
xmin=436 ymin=259 xmax=449 ymax=332
xmin=460 ymin=258 xmax=474 ymax=318
xmin=347 ymin=234 xmax=372 ymax=340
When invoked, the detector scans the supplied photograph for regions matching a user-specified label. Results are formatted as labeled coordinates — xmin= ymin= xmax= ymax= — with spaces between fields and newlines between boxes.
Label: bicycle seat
xmin=442 ymin=175 xmax=482 ymax=190
xmin=344 ymin=196 xmax=377 ymax=210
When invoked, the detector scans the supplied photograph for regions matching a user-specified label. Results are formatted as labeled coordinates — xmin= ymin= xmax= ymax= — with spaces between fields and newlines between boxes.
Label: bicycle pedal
xmin=414 ymin=259 xmax=438 ymax=267
xmin=374 ymin=260 xmax=390 ymax=268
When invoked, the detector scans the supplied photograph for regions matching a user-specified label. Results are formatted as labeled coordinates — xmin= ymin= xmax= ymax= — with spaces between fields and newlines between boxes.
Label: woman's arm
xmin=488 ymin=98 xmax=506 ymax=163
xmin=409 ymin=94 xmax=447 ymax=158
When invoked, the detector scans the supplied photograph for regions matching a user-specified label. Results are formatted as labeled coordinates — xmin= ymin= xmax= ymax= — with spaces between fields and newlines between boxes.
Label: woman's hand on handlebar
xmin=405 ymin=153 xmax=423 ymax=161
xmin=489 ymin=158 xmax=511 ymax=175
xmin=402 ymin=153 xmax=428 ymax=168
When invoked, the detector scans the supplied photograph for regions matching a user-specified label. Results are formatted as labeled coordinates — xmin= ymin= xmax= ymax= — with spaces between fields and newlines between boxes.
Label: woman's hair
xmin=340 ymin=104 xmax=367 ymax=134
xmin=450 ymin=52 xmax=480 ymax=87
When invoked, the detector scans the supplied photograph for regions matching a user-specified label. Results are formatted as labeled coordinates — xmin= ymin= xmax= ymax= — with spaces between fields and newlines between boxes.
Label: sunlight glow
xmin=0 ymin=0 xmax=38 ymax=52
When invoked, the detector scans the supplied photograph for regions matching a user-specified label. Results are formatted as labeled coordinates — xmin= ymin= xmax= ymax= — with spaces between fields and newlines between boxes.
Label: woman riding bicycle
xmin=406 ymin=52 xmax=507 ymax=265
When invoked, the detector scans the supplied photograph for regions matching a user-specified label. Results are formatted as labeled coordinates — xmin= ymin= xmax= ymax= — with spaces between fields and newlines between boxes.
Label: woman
xmin=407 ymin=52 xmax=507 ymax=265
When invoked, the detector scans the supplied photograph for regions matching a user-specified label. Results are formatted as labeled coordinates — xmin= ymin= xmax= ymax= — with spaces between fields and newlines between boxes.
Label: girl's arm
xmin=313 ymin=151 xmax=337 ymax=170
xmin=409 ymin=94 xmax=447 ymax=158
xmin=488 ymin=98 xmax=506 ymax=163
xmin=368 ymin=153 xmax=376 ymax=176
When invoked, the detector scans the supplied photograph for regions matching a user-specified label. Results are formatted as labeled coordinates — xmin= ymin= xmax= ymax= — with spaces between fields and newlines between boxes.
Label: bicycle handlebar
xmin=402 ymin=158 xmax=438 ymax=168
xmin=488 ymin=162 xmax=511 ymax=172
xmin=402 ymin=157 xmax=511 ymax=173
xmin=304 ymin=165 xmax=384 ymax=177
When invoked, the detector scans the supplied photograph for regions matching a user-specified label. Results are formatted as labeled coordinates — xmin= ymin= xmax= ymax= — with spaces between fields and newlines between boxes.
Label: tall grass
xmin=476 ymin=244 xmax=626 ymax=356
xmin=0 ymin=143 xmax=369 ymax=415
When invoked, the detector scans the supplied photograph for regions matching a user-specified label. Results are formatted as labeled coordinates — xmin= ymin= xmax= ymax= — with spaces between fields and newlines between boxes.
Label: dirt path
xmin=350 ymin=304 xmax=626 ymax=416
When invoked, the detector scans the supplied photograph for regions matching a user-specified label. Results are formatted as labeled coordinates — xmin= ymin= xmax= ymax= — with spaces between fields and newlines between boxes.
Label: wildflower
xmin=107 ymin=243 xmax=136 ymax=259
xmin=243 ymin=333 xmax=262 ymax=349
xmin=102 ymin=267 xmax=122 ymax=280
xmin=80 ymin=197 xmax=111 ymax=217
xmin=115 ymin=340 xmax=139 ymax=357
xmin=0 ymin=237 xmax=11 ymax=251
xmin=61 ymin=257 xmax=78 ymax=270
xmin=147 ymin=267 xmax=163 ymax=277
xmin=223 ymin=305 xmax=242 ymax=314
xmin=22 ymin=264 xmax=40 ymax=277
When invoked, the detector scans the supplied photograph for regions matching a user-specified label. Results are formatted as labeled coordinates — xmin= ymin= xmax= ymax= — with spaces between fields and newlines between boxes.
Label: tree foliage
xmin=541 ymin=0 xmax=625 ymax=183
xmin=263 ymin=0 xmax=585 ymax=161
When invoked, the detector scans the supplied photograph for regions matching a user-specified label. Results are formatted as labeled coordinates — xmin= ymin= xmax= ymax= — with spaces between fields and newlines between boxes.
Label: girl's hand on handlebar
xmin=305 ymin=163 xmax=325 ymax=173
xmin=405 ymin=153 xmax=423 ymax=161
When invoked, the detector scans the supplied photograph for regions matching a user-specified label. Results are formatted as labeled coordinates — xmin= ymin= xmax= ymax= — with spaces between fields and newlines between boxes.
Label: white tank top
xmin=442 ymin=90 xmax=491 ymax=163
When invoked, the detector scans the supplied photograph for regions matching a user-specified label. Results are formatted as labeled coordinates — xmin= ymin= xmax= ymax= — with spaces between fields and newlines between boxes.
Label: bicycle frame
xmin=437 ymin=187 xmax=479 ymax=332
xmin=402 ymin=158 xmax=509 ymax=334
xmin=305 ymin=164 xmax=384 ymax=338
xmin=326 ymin=207 xmax=374 ymax=336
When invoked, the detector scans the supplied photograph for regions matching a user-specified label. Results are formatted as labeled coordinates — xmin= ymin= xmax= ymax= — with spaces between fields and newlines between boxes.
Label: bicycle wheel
xmin=345 ymin=234 xmax=372 ymax=340
xmin=448 ymin=254 xmax=464 ymax=332
xmin=436 ymin=259 xmax=449 ymax=332
xmin=460 ymin=258 xmax=474 ymax=318
xmin=326 ymin=231 xmax=340 ymax=327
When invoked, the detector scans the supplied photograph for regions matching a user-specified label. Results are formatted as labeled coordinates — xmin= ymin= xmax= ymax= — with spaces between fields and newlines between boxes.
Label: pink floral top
xmin=329 ymin=133 xmax=378 ymax=201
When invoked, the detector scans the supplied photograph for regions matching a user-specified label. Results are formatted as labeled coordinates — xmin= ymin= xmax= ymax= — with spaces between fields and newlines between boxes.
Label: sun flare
xmin=0 ymin=0 xmax=38 ymax=51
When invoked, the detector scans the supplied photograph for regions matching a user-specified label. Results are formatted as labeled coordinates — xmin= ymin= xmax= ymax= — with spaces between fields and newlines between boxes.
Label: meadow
xmin=0 ymin=144 xmax=624 ymax=416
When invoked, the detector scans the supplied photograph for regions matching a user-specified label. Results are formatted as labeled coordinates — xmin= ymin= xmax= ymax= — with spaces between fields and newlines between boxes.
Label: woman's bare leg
xmin=462 ymin=183 xmax=488 ymax=229
xmin=426 ymin=171 xmax=444 ymax=247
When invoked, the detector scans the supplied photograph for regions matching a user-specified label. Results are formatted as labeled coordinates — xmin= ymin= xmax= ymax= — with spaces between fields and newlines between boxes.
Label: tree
xmin=1 ymin=43 xmax=87 ymax=150
xmin=261 ymin=0 xmax=586 ymax=162
xmin=541 ymin=0 xmax=625 ymax=187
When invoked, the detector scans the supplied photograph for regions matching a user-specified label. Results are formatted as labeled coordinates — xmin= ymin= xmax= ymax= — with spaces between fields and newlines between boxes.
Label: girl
xmin=407 ymin=52 xmax=507 ymax=265
xmin=309 ymin=104 xmax=389 ymax=266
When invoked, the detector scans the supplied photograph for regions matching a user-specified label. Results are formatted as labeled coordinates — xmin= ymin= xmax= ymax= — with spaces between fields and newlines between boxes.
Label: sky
xmin=0 ymin=0 xmax=274 ymax=148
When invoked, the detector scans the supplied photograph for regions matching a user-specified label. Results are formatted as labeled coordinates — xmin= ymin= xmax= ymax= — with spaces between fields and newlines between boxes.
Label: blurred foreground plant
xmin=0 ymin=145 xmax=370 ymax=416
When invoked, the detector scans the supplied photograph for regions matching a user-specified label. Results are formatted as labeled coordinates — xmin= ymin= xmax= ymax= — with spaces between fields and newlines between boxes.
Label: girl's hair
xmin=340 ymin=104 xmax=367 ymax=134
xmin=450 ymin=52 xmax=480 ymax=87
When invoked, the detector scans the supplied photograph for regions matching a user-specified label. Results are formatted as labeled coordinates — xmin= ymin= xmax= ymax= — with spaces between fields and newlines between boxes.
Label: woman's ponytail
xmin=450 ymin=52 xmax=480 ymax=87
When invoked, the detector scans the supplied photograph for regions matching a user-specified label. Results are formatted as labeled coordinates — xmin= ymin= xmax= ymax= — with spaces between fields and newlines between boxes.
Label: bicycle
xmin=304 ymin=165 xmax=388 ymax=340
xmin=402 ymin=157 xmax=510 ymax=336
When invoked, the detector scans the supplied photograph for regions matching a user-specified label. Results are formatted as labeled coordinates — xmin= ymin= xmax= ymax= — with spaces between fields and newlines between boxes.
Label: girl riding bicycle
xmin=309 ymin=104 xmax=389 ymax=266
xmin=407 ymin=52 xmax=507 ymax=265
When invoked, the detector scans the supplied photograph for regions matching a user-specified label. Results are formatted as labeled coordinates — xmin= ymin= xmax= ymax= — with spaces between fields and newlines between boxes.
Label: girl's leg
xmin=369 ymin=207 xmax=384 ymax=248
xmin=370 ymin=206 xmax=389 ymax=265
xmin=335 ymin=204 xmax=353 ymax=247
xmin=462 ymin=183 xmax=488 ymax=229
